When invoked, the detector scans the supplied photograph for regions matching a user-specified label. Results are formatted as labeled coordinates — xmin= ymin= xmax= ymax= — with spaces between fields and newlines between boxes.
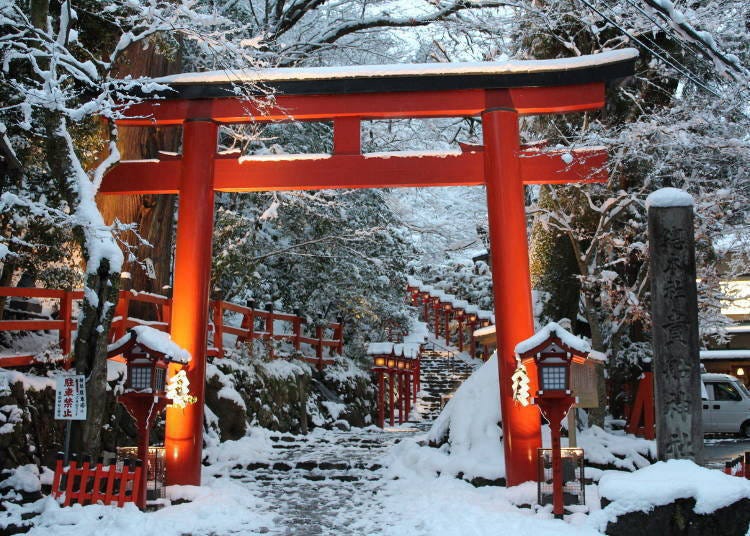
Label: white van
xmin=701 ymin=373 xmax=750 ymax=436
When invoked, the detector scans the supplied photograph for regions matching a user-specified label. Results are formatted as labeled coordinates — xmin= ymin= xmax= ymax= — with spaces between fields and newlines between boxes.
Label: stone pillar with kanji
xmin=647 ymin=188 xmax=704 ymax=464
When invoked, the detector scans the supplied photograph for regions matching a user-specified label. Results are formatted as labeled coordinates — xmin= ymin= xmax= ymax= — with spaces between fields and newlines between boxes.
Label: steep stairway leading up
xmin=411 ymin=342 xmax=479 ymax=427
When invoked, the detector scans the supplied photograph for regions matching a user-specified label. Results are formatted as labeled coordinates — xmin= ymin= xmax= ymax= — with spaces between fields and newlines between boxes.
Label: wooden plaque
xmin=571 ymin=360 xmax=599 ymax=408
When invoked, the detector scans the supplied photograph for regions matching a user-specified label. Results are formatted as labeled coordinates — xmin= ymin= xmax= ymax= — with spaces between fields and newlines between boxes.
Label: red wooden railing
xmin=405 ymin=279 xmax=494 ymax=360
xmin=0 ymin=287 xmax=343 ymax=369
xmin=51 ymin=453 xmax=142 ymax=507
xmin=212 ymin=299 xmax=343 ymax=368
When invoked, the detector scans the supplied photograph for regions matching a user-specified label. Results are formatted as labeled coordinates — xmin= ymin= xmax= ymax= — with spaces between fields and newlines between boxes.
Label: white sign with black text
xmin=54 ymin=375 xmax=87 ymax=420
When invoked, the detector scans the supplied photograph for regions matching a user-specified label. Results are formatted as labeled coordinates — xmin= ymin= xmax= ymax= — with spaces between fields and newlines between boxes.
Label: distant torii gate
xmin=102 ymin=50 xmax=637 ymax=487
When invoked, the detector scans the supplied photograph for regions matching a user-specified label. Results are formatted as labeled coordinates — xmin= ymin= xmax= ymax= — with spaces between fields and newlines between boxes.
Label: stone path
xmin=226 ymin=344 xmax=479 ymax=535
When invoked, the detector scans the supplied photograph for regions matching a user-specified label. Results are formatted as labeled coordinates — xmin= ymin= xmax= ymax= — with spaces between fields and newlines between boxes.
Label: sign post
xmin=54 ymin=374 xmax=87 ymax=464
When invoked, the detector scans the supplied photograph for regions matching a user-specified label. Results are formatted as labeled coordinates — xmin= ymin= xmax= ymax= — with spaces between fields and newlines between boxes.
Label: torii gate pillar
xmin=164 ymin=119 xmax=218 ymax=485
xmin=483 ymin=104 xmax=541 ymax=485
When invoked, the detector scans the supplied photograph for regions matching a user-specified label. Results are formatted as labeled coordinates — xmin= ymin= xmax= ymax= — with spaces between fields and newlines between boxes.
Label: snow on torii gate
xmin=101 ymin=49 xmax=638 ymax=487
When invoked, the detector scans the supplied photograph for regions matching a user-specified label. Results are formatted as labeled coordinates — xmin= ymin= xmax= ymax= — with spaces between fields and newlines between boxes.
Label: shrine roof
xmin=149 ymin=49 xmax=638 ymax=99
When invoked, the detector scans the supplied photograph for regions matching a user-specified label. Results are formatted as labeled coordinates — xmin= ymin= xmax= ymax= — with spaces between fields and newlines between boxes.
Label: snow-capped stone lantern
xmin=515 ymin=322 xmax=589 ymax=519
xmin=107 ymin=326 xmax=191 ymax=509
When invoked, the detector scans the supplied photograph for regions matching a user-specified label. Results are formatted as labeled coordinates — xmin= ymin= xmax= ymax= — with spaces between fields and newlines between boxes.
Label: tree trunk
xmin=39 ymin=107 xmax=122 ymax=458
xmin=71 ymin=261 xmax=121 ymax=456
xmin=97 ymin=39 xmax=182 ymax=316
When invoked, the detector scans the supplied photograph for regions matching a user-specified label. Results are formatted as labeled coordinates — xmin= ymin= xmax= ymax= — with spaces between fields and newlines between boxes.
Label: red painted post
xmin=389 ymin=370 xmax=395 ymax=427
xmin=266 ymin=304 xmax=275 ymax=360
xmin=482 ymin=105 xmax=541 ymax=485
xmin=456 ymin=312 xmax=464 ymax=352
xmin=315 ymin=325 xmax=324 ymax=370
xmin=548 ymin=405 xmax=567 ymax=518
xmin=164 ymin=119 xmax=218 ymax=487
xmin=114 ymin=291 xmax=132 ymax=341
xmin=60 ymin=290 xmax=73 ymax=366
xmin=405 ymin=372 xmax=411 ymax=418
xmin=64 ymin=456 xmax=78 ymax=504
xmin=398 ymin=372 xmax=405 ymax=425
xmin=377 ymin=371 xmax=385 ymax=428
xmin=91 ymin=458 xmax=105 ymax=505
xmin=104 ymin=463 xmax=117 ymax=504
xmin=213 ymin=301 xmax=224 ymax=358
xmin=415 ymin=360 xmax=421 ymax=400
xmin=444 ymin=306 xmax=451 ymax=346
xmin=433 ymin=301 xmax=441 ymax=339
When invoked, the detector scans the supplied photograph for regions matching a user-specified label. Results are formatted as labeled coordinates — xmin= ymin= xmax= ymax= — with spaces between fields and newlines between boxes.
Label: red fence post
xmin=104 ymin=462 xmax=117 ymax=505
xmin=112 ymin=290 xmax=130 ymax=342
xmin=444 ymin=307 xmax=451 ymax=346
xmin=315 ymin=325 xmax=324 ymax=369
xmin=212 ymin=300 xmax=224 ymax=358
xmin=405 ymin=372 xmax=411 ymax=418
xmin=265 ymin=304 xmax=275 ymax=360
xmin=389 ymin=370 xmax=395 ymax=427
xmin=60 ymin=291 xmax=73 ymax=368
xmin=456 ymin=313 xmax=464 ymax=352
xmin=78 ymin=456 xmax=92 ymax=505
xmin=377 ymin=371 xmax=385 ymax=428
xmin=398 ymin=372 xmax=405 ymax=425
xmin=90 ymin=457 xmax=105 ymax=505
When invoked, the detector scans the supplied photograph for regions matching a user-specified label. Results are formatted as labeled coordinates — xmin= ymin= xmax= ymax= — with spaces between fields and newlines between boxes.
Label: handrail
xmin=0 ymin=287 xmax=344 ymax=369
xmin=406 ymin=280 xmax=494 ymax=361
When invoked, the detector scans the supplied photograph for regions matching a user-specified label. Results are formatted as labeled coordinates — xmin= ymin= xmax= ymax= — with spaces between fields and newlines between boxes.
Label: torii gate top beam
xmin=116 ymin=49 xmax=638 ymax=125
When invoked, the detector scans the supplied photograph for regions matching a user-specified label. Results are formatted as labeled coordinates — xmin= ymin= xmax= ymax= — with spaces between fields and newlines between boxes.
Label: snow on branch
xmin=641 ymin=0 xmax=750 ymax=84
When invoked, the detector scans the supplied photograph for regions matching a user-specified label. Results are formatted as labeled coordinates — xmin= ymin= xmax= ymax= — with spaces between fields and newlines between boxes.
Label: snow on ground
xmin=5 ymin=335 xmax=746 ymax=535
xmin=22 ymin=477 xmax=275 ymax=536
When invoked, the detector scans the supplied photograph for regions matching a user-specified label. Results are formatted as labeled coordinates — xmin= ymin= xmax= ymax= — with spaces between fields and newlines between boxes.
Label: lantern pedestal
xmin=118 ymin=393 xmax=170 ymax=509
xmin=536 ymin=395 xmax=575 ymax=519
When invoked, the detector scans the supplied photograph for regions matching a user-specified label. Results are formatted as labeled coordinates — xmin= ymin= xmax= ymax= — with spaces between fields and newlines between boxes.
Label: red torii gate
xmin=101 ymin=50 xmax=637 ymax=487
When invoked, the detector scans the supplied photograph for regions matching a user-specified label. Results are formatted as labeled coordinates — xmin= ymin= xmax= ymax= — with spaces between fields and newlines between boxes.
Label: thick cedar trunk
xmin=40 ymin=107 xmax=122 ymax=458
xmin=97 ymin=40 xmax=182 ymax=315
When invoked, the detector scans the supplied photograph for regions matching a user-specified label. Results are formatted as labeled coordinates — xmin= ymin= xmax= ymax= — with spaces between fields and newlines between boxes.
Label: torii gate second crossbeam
xmin=101 ymin=49 xmax=638 ymax=487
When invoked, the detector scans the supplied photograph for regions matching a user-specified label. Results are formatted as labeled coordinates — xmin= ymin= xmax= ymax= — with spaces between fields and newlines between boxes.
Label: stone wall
xmin=0 ymin=354 xmax=377 ymax=470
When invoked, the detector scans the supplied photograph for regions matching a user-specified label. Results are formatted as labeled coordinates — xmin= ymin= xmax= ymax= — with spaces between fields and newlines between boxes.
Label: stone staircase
xmin=411 ymin=343 xmax=479 ymax=427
